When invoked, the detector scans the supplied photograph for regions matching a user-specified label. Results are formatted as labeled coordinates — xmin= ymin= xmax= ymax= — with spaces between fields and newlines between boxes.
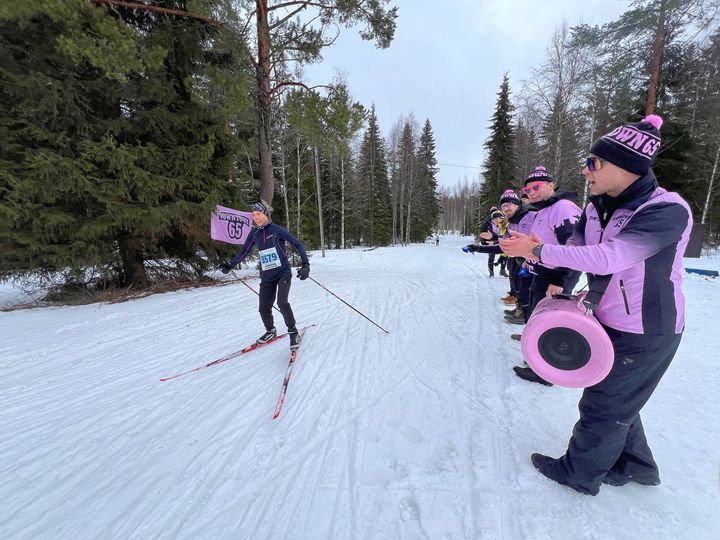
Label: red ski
xmin=160 ymin=325 xmax=314 ymax=382
xmin=272 ymin=327 xmax=309 ymax=419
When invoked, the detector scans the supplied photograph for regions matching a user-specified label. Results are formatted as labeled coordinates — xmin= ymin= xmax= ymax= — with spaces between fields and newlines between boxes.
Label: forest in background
xmin=439 ymin=0 xmax=720 ymax=238
xmin=2 ymin=1 xmax=719 ymax=298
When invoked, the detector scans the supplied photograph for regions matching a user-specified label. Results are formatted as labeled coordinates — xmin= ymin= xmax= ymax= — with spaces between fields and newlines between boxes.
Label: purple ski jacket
xmin=540 ymin=173 xmax=693 ymax=334
xmin=528 ymin=191 xmax=582 ymax=287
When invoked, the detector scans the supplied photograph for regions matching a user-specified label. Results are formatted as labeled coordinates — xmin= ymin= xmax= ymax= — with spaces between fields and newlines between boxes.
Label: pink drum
xmin=521 ymin=296 xmax=615 ymax=388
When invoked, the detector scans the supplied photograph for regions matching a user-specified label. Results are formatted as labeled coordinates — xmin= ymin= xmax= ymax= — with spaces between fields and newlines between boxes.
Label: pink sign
xmin=210 ymin=205 xmax=252 ymax=244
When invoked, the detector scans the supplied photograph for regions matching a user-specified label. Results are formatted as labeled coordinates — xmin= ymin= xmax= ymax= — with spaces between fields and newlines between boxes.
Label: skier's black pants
xmin=556 ymin=329 xmax=682 ymax=492
xmin=487 ymin=253 xmax=496 ymax=276
xmin=259 ymin=272 xmax=296 ymax=331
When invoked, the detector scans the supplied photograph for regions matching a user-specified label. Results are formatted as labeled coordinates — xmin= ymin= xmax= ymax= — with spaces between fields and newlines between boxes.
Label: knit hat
xmin=252 ymin=200 xmax=271 ymax=215
xmin=589 ymin=114 xmax=663 ymax=175
xmin=499 ymin=189 xmax=521 ymax=206
xmin=524 ymin=166 xmax=554 ymax=186
xmin=491 ymin=210 xmax=504 ymax=220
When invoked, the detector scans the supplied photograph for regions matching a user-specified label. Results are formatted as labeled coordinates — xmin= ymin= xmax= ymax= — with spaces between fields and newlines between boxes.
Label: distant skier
xmin=435 ymin=235 xmax=440 ymax=246
xmin=219 ymin=201 xmax=310 ymax=350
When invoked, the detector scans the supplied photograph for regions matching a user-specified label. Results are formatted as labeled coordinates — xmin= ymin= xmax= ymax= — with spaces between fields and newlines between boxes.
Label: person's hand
xmin=218 ymin=261 xmax=233 ymax=274
xmin=297 ymin=263 xmax=310 ymax=280
xmin=499 ymin=230 xmax=542 ymax=259
xmin=479 ymin=232 xmax=493 ymax=240
xmin=546 ymin=284 xmax=563 ymax=298
xmin=462 ymin=245 xmax=477 ymax=253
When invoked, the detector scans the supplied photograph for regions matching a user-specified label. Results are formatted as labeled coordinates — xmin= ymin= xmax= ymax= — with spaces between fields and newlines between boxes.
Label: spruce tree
xmin=413 ymin=119 xmax=440 ymax=241
xmin=478 ymin=74 xmax=516 ymax=219
xmin=352 ymin=106 xmax=392 ymax=246
xmin=0 ymin=1 xmax=252 ymax=289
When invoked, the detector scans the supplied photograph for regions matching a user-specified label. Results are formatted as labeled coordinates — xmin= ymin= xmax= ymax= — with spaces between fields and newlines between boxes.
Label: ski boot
xmin=256 ymin=327 xmax=277 ymax=345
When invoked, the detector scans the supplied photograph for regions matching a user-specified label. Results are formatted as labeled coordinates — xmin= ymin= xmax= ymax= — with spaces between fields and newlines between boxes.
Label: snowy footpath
xmin=1 ymin=235 xmax=719 ymax=539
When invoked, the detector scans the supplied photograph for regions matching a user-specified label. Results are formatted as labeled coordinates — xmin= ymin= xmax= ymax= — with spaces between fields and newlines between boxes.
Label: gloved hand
xmin=218 ymin=261 xmax=233 ymax=274
xmin=296 ymin=263 xmax=310 ymax=280
xmin=462 ymin=245 xmax=477 ymax=253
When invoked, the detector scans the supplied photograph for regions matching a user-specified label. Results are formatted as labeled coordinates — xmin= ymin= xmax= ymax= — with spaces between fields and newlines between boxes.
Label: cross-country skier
xmin=219 ymin=201 xmax=310 ymax=350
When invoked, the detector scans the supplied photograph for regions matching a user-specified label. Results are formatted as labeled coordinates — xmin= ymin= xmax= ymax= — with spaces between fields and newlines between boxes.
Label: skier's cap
xmin=491 ymin=210 xmax=504 ymax=220
xmin=590 ymin=114 xmax=663 ymax=175
xmin=252 ymin=200 xmax=272 ymax=215
xmin=524 ymin=166 xmax=554 ymax=186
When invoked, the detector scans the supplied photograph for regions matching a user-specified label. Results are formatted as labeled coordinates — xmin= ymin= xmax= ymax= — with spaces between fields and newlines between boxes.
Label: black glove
xmin=296 ymin=263 xmax=310 ymax=280
xmin=218 ymin=261 xmax=233 ymax=274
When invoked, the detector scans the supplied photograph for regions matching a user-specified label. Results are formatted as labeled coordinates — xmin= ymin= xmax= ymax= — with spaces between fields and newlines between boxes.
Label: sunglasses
xmin=521 ymin=183 xmax=544 ymax=195
xmin=586 ymin=156 xmax=604 ymax=172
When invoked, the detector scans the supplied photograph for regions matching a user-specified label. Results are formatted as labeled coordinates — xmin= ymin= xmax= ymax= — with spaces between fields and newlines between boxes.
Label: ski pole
xmin=308 ymin=276 xmax=389 ymax=334
xmin=239 ymin=278 xmax=281 ymax=313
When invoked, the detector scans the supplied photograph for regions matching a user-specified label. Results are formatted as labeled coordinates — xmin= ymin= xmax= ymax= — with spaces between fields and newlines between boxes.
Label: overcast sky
xmin=304 ymin=0 xmax=630 ymax=189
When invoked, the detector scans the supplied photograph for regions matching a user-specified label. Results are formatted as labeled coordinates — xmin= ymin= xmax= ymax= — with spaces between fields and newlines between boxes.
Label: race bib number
xmin=259 ymin=247 xmax=281 ymax=270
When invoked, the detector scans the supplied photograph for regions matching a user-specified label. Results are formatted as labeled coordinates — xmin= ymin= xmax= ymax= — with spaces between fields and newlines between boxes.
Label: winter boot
xmin=500 ymin=294 xmax=517 ymax=305
xmin=504 ymin=305 xmax=522 ymax=316
xmin=288 ymin=327 xmax=300 ymax=351
xmin=511 ymin=333 xmax=522 ymax=341
xmin=256 ymin=327 xmax=277 ymax=345
xmin=602 ymin=472 xmax=661 ymax=487
xmin=499 ymin=269 xmax=509 ymax=277
xmin=504 ymin=311 xmax=525 ymax=325
xmin=513 ymin=366 xmax=553 ymax=386
xmin=531 ymin=454 xmax=599 ymax=496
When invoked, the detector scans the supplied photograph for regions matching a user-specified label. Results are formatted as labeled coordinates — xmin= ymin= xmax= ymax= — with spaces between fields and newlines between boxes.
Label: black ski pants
xmin=259 ymin=272 xmax=296 ymax=331
xmin=556 ymin=328 xmax=682 ymax=493
xmin=523 ymin=271 xmax=579 ymax=322
xmin=507 ymin=258 xmax=519 ymax=296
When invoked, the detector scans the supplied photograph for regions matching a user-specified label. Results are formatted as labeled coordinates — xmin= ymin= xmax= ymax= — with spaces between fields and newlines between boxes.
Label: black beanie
xmin=524 ymin=166 xmax=554 ymax=186
xmin=499 ymin=189 xmax=521 ymax=206
xmin=589 ymin=114 xmax=663 ymax=175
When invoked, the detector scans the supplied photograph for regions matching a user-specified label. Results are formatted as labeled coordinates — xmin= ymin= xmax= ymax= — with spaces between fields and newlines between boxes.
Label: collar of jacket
xmin=590 ymin=170 xmax=658 ymax=214
xmin=509 ymin=204 xmax=537 ymax=224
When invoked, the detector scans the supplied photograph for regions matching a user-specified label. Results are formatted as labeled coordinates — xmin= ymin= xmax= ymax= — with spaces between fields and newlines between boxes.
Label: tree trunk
xmin=646 ymin=0 xmax=666 ymax=116
xmin=702 ymin=139 xmax=720 ymax=225
xmin=296 ymin=135 xmax=302 ymax=236
xmin=256 ymin=0 xmax=275 ymax=205
xmin=340 ymin=154 xmax=346 ymax=249
xmin=118 ymin=234 xmax=148 ymax=288
xmin=404 ymin=162 xmax=415 ymax=244
xmin=279 ymin=142 xmax=291 ymax=231
xmin=314 ymin=146 xmax=326 ymax=257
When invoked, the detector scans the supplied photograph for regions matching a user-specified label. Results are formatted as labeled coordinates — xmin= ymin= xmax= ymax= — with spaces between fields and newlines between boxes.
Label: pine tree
xmin=478 ymin=74 xmax=515 ymax=218
xmin=413 ymin=119 xmax=440 ymax=241
xmin=244 ymin=0 xmax=397 ymax=205
xmin=352 ymin=106 xmax=392 ymax=246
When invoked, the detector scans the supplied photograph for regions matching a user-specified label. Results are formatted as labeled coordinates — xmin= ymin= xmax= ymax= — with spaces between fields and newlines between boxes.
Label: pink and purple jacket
xmin=540 ymin=173 xmax=692 ymax=334
xmin=528 ymin=191 xmax=582 ymax=286
xmin=508 ymin=205 xmax=536 ymax=236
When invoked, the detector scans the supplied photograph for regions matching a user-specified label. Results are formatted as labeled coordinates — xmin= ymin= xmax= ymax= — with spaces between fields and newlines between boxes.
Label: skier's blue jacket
xmin=229 ymin=221 xmax=309 ymax=282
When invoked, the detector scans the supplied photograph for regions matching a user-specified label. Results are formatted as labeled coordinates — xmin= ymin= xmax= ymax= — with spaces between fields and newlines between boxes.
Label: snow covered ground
xmin=1 ymin=235 xmax=719 ymax=540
